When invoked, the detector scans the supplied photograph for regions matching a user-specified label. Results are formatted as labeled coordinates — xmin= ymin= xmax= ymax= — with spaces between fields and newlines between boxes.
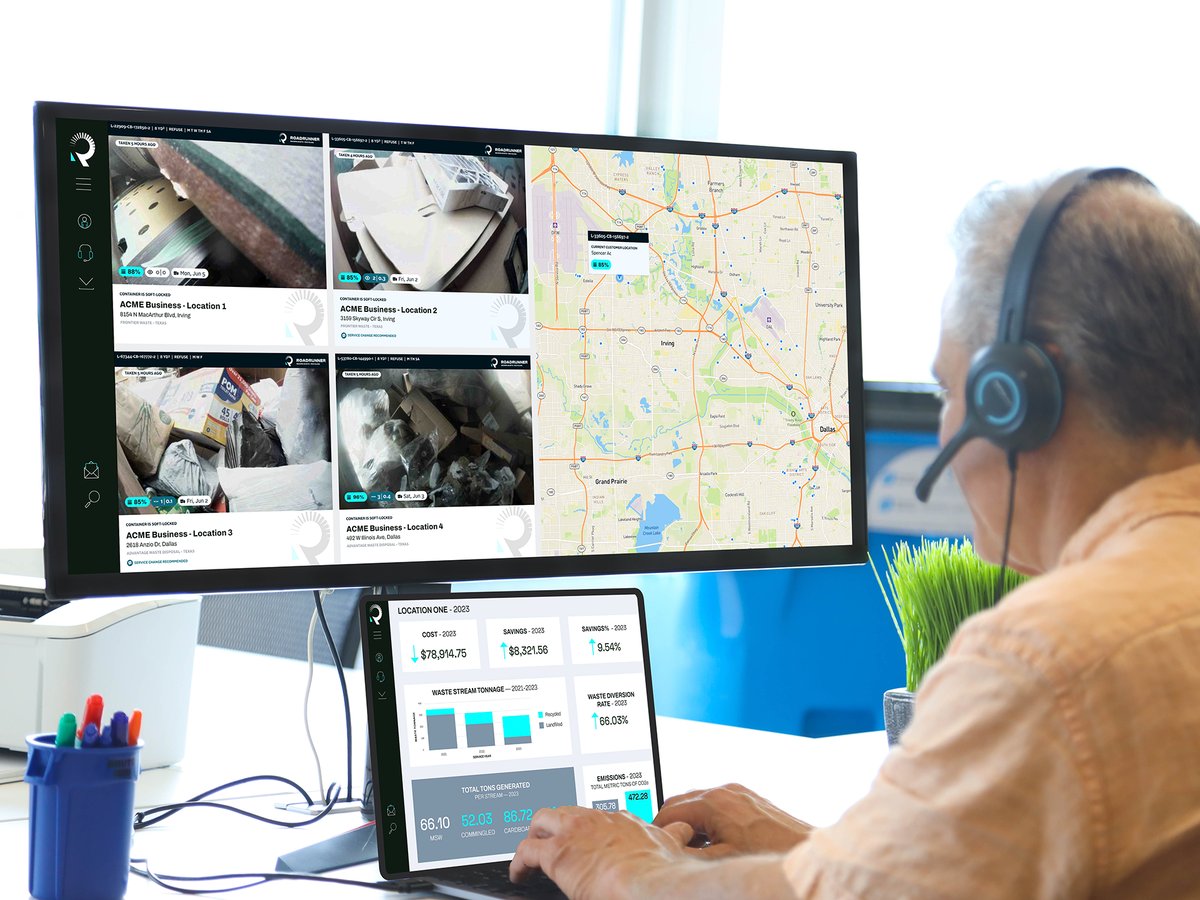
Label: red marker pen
xmin=83 ymin=694 xmax=104 ymax=735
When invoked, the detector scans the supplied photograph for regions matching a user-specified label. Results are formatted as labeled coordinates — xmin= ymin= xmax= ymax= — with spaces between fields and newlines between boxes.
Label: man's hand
xmin=509 ymin=806 xmax=697 ymax=900
xmin=653 ymin=783 xmax=814 ymax=858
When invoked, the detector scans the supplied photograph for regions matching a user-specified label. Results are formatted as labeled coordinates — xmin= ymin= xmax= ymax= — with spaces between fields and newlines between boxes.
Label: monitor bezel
xmin=35 ymin=100 xmax=867 ymax=600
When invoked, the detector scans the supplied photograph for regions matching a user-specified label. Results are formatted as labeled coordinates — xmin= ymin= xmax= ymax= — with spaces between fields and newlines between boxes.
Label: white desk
xmin=0 ymin=646 xmax=889 ymax=897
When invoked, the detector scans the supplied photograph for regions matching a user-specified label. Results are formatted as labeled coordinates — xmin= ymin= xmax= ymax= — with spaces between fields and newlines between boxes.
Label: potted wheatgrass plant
xmin=871 ymin=538 xmax=1027 ymax=745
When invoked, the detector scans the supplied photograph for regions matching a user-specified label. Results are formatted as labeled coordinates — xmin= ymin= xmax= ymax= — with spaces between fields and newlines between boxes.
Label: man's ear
xmin=1039 ymin=340 xmax=1069 ymax=384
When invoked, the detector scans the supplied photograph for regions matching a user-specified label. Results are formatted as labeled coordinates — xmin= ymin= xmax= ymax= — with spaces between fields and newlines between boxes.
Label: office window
xmin=717 ymin=1 xmax=1200 ymax=384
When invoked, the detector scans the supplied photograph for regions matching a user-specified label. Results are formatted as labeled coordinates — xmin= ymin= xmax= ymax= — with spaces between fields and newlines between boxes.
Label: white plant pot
xmin=883 ymin=687 xmax=915 ymax=746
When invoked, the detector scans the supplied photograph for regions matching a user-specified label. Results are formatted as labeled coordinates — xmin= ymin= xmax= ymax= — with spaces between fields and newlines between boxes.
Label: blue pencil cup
xmin=25 ymin=733 xmax=142 ymax=900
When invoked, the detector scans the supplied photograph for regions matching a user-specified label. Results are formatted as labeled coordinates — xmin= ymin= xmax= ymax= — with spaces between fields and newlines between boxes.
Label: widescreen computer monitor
xmin=33 ymin=101 xmax=865 ymax=600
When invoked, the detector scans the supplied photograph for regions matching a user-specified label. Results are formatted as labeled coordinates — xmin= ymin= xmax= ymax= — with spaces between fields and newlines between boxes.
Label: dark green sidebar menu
xmin=55 ymin=119 xmax=119 ymax=576
xmin=365 ymin=600 xmax=408 ymax=873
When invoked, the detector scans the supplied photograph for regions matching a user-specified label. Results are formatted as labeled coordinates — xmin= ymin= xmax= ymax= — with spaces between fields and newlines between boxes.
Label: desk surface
xmin=0 ymin=645 xmax=889 ymax=897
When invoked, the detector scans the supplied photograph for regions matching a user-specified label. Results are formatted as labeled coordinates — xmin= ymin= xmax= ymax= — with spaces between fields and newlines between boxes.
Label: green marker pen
xmin=55 ymin=713 xmax=77 ymax=748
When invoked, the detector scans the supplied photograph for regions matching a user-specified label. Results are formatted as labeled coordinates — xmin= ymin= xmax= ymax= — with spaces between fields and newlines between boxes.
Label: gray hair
xmin=944 ymin=174 xmax=1200 ymax=441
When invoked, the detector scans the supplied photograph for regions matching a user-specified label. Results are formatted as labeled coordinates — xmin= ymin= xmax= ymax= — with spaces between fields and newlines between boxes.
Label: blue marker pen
xmin=99 ymin=725 xmax=113 ymax=748
xmin=111 ymin=711 xmax=129 ymax=748
xmin=81 ymin=722 xmax=99 ymax=749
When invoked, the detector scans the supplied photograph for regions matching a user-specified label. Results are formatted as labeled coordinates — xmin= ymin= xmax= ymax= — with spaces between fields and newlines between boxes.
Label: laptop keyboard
xmin=447 ymin=864 xmax=566 ymax=898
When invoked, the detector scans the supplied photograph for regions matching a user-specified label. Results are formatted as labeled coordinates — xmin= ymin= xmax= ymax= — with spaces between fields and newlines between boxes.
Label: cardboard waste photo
xmin=114 ymin=360 xmax=333 ymax=515
xmin=335 ymin=361 xmax=534 ymax=511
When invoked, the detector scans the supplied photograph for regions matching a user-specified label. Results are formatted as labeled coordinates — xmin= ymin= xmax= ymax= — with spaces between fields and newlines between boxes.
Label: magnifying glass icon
xmin=387 ymin=822 xmax=397 ymax=835
xmin=84 ymin=490 xmax=100 ymax=509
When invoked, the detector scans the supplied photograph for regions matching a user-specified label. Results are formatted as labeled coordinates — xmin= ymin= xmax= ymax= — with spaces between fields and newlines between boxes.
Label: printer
xmin=0 ymin=569 xmax=200 ymax=772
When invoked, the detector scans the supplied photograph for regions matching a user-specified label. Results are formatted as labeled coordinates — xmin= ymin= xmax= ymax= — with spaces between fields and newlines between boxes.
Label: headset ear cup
xmin=1014 ymin=342 xmax=1063 ymax=451
xmin=964 ymin=343 xmax=1063 ymax=453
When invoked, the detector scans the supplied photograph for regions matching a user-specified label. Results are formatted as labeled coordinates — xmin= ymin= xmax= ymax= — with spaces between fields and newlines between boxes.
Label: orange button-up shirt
xmin=785 ymin=464 xmax=1200 ymax=898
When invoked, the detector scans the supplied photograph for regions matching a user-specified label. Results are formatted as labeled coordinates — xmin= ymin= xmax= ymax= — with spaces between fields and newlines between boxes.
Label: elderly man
xmin=509 ymin=172 xmax=1200 ymax=898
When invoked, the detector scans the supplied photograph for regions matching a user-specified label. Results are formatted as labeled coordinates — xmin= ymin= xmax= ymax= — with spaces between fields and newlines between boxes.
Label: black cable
xmin=314 ymin=589 xmax=355 ymax=803
xmin=129 ymin=858 xmax=416 ymax=894
xmin=123 ymin=598 xmax=368 ymax=893
xmin=134 ymin=778 xmax=341 ymax=830
xmin=995 ymin=450 xmax=1019 ymax=605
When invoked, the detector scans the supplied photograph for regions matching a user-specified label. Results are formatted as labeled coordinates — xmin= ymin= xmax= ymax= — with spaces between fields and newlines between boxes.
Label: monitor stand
xmin=275 ymin=583 xmax=448 ymax=875
xmin=276 ymin=821 xmax=378 ymax=873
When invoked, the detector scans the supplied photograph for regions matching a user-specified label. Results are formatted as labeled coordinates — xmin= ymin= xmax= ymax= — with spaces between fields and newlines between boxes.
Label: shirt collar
xmin=1058 ymin=462 xmax=1200 ymax=566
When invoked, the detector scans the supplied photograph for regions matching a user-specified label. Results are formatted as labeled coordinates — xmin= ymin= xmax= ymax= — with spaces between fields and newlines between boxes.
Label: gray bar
xmin=427 ymin=712 xmax=457 ymax=751
xmin=466 ymin=722 xmax=495 ymax=748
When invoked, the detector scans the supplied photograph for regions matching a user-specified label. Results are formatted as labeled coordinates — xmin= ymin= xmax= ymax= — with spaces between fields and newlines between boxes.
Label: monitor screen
xmin=34 ymin=102 xmax=865 ymax=599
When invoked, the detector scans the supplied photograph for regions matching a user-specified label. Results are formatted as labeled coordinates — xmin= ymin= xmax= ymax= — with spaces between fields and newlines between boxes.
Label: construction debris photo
xmin=115 ymin=360 xmax=332 ymax=514
xmin=335 ymin=359 xmax=534 ymax=510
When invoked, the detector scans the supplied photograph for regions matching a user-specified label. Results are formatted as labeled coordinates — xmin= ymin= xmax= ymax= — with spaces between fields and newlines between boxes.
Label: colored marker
xmin=81 ymin=722 xmax=100 ymax=749
xmin=128 ymin=709 xmax=143 ymax=746
xmin=99 ymin=725 xmax=113 ymax=748
xmin=55 ymin=713 xmax=77 ymax=748
xmin=111 ymin=711 xmax=129 ymax=748
xmin=83 ymin=694 xmax=104 ymax=735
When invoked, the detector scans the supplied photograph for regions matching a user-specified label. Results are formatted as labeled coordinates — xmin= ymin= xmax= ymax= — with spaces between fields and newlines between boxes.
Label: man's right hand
xmin=652 ymin=783 xmax=814 ymax=858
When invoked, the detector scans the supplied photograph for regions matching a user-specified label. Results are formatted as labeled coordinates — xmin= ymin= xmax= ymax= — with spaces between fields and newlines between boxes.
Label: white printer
xmin=0 ymin=573 xmax=200 ymax=773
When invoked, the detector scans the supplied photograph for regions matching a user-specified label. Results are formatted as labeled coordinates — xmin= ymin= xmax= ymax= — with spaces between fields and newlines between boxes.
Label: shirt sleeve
xmin=783 ymin=620 xmax=1096 ymax=899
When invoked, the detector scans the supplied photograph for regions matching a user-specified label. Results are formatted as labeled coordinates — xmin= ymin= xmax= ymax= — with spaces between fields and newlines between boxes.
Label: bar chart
xmin=423 ymin=710 xmax=540 ymax=749
xmin=406 ymin=678 xmax=573 ymax=765
xmin=581 ymin=761 xmax=658 ymax=825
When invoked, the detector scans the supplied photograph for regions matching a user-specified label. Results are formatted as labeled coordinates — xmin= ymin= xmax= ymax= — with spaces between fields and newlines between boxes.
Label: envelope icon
xmin=82 ymin=460 xmax=100 ymax=479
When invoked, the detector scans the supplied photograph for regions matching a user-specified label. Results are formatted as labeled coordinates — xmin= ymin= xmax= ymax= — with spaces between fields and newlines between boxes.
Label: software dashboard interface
xmin=44 ymin=107 xmax=856 ymax=582
xmin=364 ymin=590 xmax=660 ymax=874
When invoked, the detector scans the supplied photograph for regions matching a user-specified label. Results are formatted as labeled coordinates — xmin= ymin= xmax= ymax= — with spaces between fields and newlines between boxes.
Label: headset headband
xmin=998 ymin=167 xmax=1151 ymax=344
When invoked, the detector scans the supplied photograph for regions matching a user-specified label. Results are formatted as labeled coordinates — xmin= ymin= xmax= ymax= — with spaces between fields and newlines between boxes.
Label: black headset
xmin=915 ymin=167 xmax=1153 ymax=503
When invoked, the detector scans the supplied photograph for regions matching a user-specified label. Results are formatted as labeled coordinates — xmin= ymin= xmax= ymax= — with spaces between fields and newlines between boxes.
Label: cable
xmin=129 ymin=858 xmax=415 ymax=894
xmin=314 ymin=588 xmax=354 ymax=803
xmin=302 ymin=606 xmax=325 ymax=798
xmin=995 ymin=450 xmax=1019 ymax=605
xmin=123 ymin=596 xmax=368 ymax=893
xmin=133 ymin=777 xmax=341 ymax=830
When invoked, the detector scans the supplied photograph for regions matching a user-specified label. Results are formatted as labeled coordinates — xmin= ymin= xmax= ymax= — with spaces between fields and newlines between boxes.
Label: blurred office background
xmin=3 ymin=0 xmax=1196 ymax=736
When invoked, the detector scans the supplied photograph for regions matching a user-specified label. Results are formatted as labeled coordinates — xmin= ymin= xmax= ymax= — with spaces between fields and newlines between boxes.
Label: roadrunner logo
xmin=291 ymin=511 xmax=331 ymax=564
xmin=69 ymin=132 xmax=96 ymax=167
xmin=286 ymin=290 xmax=325 ymax=345
xmin=490 ymin=295 xmax=527 ymax=348
xmin=498 ymin=507 xmax=533 ymax=556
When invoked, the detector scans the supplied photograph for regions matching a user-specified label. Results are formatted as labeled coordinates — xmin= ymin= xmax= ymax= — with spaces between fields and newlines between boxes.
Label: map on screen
xmin=528 ymin=148 xmax=851 ymax=555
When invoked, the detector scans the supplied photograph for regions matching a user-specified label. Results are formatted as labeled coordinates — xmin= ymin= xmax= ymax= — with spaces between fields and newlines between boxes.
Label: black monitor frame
xmin=35 ymin=100 xmax=866 ymax=599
